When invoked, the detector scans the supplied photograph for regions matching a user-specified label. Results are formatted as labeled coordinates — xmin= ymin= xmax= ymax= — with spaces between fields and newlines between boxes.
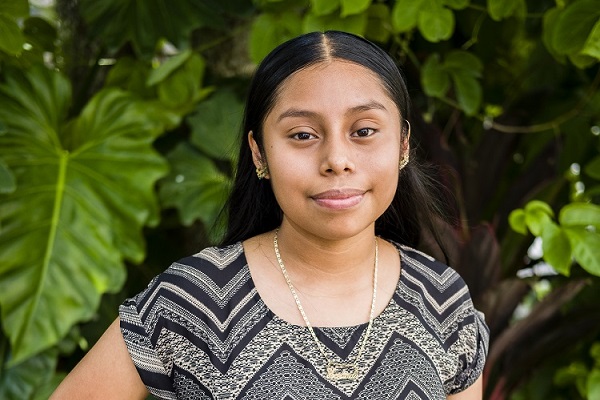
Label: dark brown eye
xmin=353 ymin=128 xmax=375 ymax=137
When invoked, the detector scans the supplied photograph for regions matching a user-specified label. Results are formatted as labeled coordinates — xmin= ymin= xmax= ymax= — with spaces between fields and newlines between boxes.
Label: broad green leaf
xmin=569 ymin=53 xmax=597 ymax=68
xmin=0 ymin=346 xmax=58 ymax=400
xmin=0 ymin=0 xmax=29 ymax=17
xmin=585 ymin=156 xmax=600 ymax=180
xmin=552 ymin=0 xmax=600 ymax=56
xmin=564 ymin=228 xmax=600 ymax=276
xmin=188 ymin=89 xmax=243 ymax=161
xmin=541 ymin=223 xmax=572 ymax=275
xmin=444 ymin=50 xmax=483 ymax=77
xmin=79 ymin=0 xmax=226 ymax=56
xmin=105 ymin=57 xmax=155 ymax=98
xmin=250 ymin=12 xmax=302 ymax=64
xmin=341 ymin=0 xmax=371 ymax=17
xmin=581 ymin=20 xmax=600 ymax=60
xmin=365 ymin=4 xmax=391 ymax=42
xmin=509 ymin=209 xmax=528 ymax=235
xmin=159 ymin=143 xmax=231 ymax=234
xmin=524 ymin=200 xmax=555 ymax=236
xmin=147 ymin=49 xmax=192 ymax=87
xmin=303 ymin=12 xmax=368 ymax=36
xmin=542 ymin=7 xmax=567 ymax=62
xmin=31 ymin=372 xmax=67 ymax=400
xmin=310 ymin=0 xmax=340 ymax=16
xmin=0 ymin=160 xmax=16 ymax=194
xmin=487 ymin=0 xmax=520 ymax=21
xmin=0 ymin=67 xmax=168 ymax=364
xmin=559 ymin=203 xmax=600 ymax=229
xmin=451 ymin=70 xmax=482 ymax=116
xmin=156 ymin=54 xmax=207 ymax=112
xmin=525 ymin=200 xmax=555 ymax=217
xmin=422 ymin=54 xmax=451 ymax=97
xmin=0 ymin=14 xmax=26 ymax=55
xmin=588 ymin=367 xmax=600 ymax=400
xmin=418 ymin=5 xmax=454 ymax=42
xmin=442 ymin=0 xmax=469 ymax=10
xmin=23 ymin=17 xmax=58 ymax=53
xmin=391 ymin=0 xmax=424 ymax=32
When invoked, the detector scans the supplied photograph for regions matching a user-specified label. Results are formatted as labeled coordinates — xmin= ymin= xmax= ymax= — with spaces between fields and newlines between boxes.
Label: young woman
xmin=52 ymin=31 xmax=488 ymax=399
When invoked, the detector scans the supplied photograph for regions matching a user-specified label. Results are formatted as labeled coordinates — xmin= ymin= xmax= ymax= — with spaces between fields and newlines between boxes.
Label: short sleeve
xmin=446 ymin=307 xmax=489 ymax=394
xmin=119 ymin=273 xmax=177 ymax=399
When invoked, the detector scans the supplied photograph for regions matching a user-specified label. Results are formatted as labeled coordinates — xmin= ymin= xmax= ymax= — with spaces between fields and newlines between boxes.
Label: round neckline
xmin=241 ymin=241 xmax=406 ymax=330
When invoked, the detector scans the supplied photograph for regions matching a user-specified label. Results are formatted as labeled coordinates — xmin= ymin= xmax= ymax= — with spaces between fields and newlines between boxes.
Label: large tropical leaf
xmin=0 ymin=66 xmax=168 ymax=364
xmin=79 ymin=0 xmax=227 ymax=55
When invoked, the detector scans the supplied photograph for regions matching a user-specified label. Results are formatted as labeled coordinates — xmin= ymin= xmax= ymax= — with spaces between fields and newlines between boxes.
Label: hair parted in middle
xmin=220 ymin=31 xmax=448 ymax=262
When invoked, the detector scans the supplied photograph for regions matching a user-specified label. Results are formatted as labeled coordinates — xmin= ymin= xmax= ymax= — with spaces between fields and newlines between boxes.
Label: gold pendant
xmin=326 ymin=362 xmax=358 ymax=381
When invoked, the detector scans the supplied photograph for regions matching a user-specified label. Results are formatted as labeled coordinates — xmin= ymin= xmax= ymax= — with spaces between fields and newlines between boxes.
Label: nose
xmin=320 ymin=136 xmax=355 ymax=175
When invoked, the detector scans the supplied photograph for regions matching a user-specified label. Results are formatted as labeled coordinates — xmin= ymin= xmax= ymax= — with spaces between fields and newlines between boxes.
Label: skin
xmin=51 ymin=59 xmax=482 ymax=399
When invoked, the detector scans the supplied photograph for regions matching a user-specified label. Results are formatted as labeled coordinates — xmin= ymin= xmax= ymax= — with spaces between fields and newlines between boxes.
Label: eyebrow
xmin=276 ymin=101 xmax=388 ymax=123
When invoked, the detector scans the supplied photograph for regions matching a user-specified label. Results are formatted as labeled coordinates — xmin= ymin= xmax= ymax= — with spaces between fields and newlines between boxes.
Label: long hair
xmin=220 ymin=31 xmax=448 ymax=261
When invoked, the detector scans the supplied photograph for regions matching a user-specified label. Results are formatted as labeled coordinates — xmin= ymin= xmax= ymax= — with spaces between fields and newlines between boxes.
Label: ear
xmin=248 ymin=131 xmax=270 ymax=179
xmin=401 ymin=120 xmax=411 ymax=157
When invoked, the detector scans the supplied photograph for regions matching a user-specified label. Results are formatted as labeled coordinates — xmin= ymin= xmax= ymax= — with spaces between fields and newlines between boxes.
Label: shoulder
xmin=396 ymin=244 xmax=469 ymax=297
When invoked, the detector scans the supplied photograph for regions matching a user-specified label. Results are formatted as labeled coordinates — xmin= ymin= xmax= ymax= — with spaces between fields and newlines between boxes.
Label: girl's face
xmin=250 ymin=60 xmax=407 ymax=241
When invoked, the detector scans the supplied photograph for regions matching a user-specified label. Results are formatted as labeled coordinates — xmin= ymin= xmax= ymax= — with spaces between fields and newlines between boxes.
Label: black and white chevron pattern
xmin=120 ymin=243 xmax=488 ymax=399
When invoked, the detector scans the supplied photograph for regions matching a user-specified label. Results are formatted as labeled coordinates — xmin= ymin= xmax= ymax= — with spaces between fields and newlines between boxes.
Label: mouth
xmin=311 ymin=189 xmax=366 ymax=210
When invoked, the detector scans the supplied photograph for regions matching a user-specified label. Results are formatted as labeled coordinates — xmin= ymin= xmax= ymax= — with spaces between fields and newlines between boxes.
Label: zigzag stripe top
xmin=120 ymin=242 xmax=489 ymax=399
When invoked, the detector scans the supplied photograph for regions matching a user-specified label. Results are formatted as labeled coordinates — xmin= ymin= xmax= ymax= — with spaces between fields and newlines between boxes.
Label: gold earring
xmin=399 ymin=153 xmax=409 ymax=170
xmin=256 ymin=165 xmax=269 ymax=179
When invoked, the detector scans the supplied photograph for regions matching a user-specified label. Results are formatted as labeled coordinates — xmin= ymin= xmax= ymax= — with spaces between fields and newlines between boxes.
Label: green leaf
xmin=250 ymin=12 xmax=302 ymax=64
xmin=341 ymin=0 xmax=371 ymax=17
xmin=509 ymin=209 xmax=528 ymax=235
xmin=156 ymin=54 xmax=206 ymax=112
xmin=159 ymin=143 xmax=231 ymax=237
xmin=0 ymin=14 xmax=26 ymax=55
xmin=541 ymin=223 xmax=572 ymax=275
xmin=559 ymin=203 xmax=600 ymax=229
xmin=444 ymin=50 xmax=483 ymax=77
xmin=418 ymin=5 xmax=454 ymax=42
xmin=310 ymin=0 xmax=340 ymax=16
xmin=79 ymin=0 xmax=226 ymax=56
xmin=451 ymin=70 xmax=482 ymax=116
xmin=585 ymin=156 xmax=600 ymax=180
xmin=591 ymin=343 xmax=600 ymax=362
xmin=442 ymin=0 xmax=469 ymax=10
xmin=188 ymin=89 xmax=243 ymax=161
xmin=588 ymin=368 xmax=600 ymax=400
xmin=542 ymin=7 xmax=567 ymax=62
xmin=0 ymin=67 xmax=168 ymax=364
xmin=581 ymin=20 xmax=600 ymax=60
xmin=487 ymin=0 xmax=520 ymax=21
xmin=365 ymin=3 xmax=391 ymax=42
xmin=552 ymin=0 xmax=600 ymax=56
xmin=0 ymin=346 xmax=58 ymax=400
xmin=0 ymin=160 xmax=16 ymax=194
xmin=391 ymin=0 xmax=424 ymax=32
xmin=422 ymin=54 xmax=451 ymax=97
xmin=564 ymin=228 xmax=600 ymax=276
xmin=524 ymin=200 xmax=555 ymax=236
xmin=303 ymin=12 xmax=368 ymax=36
xmin=147 ymin=49 xmax=192 ymax=87
xmin=0 ymin=0 xmax=29 ymax=17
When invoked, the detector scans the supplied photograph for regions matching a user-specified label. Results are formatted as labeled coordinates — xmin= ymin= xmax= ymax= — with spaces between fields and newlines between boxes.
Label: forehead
xmin=269 ymin=60 xmax=399 ymax=118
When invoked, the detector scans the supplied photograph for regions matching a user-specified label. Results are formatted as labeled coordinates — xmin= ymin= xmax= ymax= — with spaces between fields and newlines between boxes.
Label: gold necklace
xmin=273 ymin=229 xmax=378 ymax=381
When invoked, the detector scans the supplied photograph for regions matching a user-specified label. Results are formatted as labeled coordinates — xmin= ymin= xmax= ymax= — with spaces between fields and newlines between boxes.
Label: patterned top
xmin=119 ymin=242 xmax=489 ymax=400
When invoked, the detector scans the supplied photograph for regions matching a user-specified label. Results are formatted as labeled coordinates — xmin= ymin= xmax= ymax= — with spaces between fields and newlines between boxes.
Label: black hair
xmin=220 ymin=31 xmax=448 ymax=262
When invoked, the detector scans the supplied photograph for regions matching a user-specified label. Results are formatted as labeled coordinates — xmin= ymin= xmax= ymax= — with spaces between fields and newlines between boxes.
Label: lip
xmin=311 ymin=189 xmax=366 ymax=210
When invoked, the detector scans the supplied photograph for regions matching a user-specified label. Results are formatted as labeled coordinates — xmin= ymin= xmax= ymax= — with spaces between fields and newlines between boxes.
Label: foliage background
xmin=0 ymin=0 xmax=599 ymax=398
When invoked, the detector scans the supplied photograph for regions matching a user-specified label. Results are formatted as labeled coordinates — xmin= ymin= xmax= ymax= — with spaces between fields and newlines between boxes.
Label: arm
xmin=50 ymin=317 xmax=148 ymax=400
xmin=447 ymin=375 xmax=483 ymax=400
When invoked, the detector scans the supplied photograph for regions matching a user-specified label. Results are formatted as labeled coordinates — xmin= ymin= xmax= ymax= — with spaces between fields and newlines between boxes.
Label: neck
xmin=274 ymin=221 xmax=377 ymax=288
